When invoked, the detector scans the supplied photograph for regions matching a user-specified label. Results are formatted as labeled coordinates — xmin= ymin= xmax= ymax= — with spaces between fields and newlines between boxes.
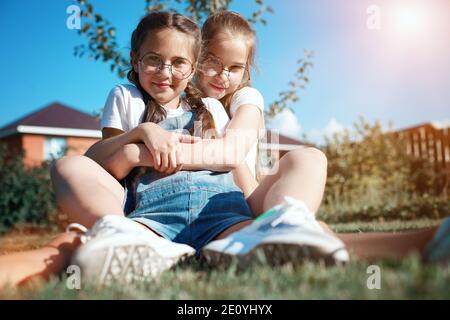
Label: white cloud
xmin=267 ymin=114 xmax=348 ymax=145
xmin=323 ymin=118 xmax=345 ymax=137
xmin=306 ymin=118 xmax=347 ymax=145
xmin=267 ymin=108 xmax=302 ymax=139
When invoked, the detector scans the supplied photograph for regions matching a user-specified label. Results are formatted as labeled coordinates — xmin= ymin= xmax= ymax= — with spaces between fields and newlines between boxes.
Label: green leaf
xmin=81 ymin=23 xmax=90 ymax=33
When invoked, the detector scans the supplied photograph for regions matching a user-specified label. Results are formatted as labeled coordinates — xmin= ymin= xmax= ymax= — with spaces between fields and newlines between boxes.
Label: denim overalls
xmin=124 ymin=109 xmax=253 ymax=252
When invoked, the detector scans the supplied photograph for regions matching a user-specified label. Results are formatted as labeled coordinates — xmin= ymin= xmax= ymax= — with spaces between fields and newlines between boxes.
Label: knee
xmin=283 ymin=147 xmax=328 ymax=169
xmin=51 ymin=155 xmax=92 ymax=182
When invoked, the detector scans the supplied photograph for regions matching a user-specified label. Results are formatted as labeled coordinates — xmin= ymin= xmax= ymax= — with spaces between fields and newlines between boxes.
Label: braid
xmin=184 ymin=81 xmax=217 ymax=138
xmin=128 ymin=70 xmax=167 ymax=124
xmin=142 ymin=97 xmax=167 ymax=124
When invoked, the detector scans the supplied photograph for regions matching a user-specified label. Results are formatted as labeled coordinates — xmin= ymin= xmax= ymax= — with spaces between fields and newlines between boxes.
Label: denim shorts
xmin=126 ymin=170 xmax=253 ymax=252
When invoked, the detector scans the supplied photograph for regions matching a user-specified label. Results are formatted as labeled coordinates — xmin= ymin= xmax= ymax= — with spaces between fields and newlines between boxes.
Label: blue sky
xmin=0 ymin=0 xmax=449 ymax=143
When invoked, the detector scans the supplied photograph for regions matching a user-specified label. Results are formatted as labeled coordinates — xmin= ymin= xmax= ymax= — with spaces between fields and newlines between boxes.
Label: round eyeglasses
xmin=199 ymin=58 xmax=248 ymax=84
xmin=139 ymin=53 xmax=194 ymax=80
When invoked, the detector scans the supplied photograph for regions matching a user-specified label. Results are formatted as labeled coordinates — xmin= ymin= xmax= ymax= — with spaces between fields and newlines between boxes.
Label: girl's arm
xmin=179 ymin=104 xmax=263 ymax=171
xmin=85 ymin=123 xmax=198 ymax=172
xmin=104 ymin=142 xmax=261 ymax=199
xmin=104 ymin=143 xmax=153 ymax=181
xmin=104 ymin=141 xmax=260 ymax=199
xmin=85 ymin=125 xmax=144 ymax=168
xmin=93 ymin=103 xmax=263 ymax=175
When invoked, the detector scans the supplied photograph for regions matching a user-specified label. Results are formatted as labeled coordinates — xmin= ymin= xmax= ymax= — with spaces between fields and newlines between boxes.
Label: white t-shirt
xmin=101 ymin=84 xmax=230 ymax=137
xmin=229 ymin=86 xmax=265 ymax=178
xmin=101 ymin=84 xmax=264 ymax=178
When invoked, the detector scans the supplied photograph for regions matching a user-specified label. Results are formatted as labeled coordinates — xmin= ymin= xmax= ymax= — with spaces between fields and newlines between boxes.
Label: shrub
xmin=317 ymin=117 xmax=448 ymax=222
xmin=0 ymin=143 xmax=57 ymax=232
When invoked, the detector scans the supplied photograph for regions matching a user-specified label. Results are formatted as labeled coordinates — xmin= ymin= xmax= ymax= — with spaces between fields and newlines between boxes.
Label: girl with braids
xmin=1 ymin=11 xmax=448 ymax=288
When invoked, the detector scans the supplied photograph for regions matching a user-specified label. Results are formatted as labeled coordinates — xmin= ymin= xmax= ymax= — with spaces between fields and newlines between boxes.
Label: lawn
xmin=0 ymin=219 xmax=449 ymax=299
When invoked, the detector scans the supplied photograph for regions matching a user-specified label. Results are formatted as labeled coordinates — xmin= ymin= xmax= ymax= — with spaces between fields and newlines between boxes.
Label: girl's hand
xmin=137 ymin=122 xmax=200 ymax=174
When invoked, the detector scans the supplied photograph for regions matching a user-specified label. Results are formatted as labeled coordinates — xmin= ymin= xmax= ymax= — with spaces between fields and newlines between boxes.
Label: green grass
xmin=1 ymin=219 xmax=449 ymax=300
xmin=4 ymin=255 xmax=450 ymax=299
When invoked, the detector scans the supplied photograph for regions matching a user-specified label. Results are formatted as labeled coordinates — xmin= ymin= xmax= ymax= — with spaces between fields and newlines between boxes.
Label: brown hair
xmin=200 ymin=11 xmax=257 ymax=117
xmin=127 ymin=11 xmax=216 ymax=137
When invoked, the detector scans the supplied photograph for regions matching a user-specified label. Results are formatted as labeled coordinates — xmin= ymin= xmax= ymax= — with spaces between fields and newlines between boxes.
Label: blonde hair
xmin=201 ymin=11 xmax=257 ymax=117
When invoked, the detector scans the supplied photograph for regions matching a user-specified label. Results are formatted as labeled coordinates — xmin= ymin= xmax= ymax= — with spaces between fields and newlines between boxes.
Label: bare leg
xmin=214 ymin=220 xmax=253 ymax=240
xmin=337 ymin=227 xmax=438 ymax=261
xmin=213 ymin=221 xmax=439 ymax=261
xmin=247 ymin=147 xmax=327 ymax=217
xmin=51 ymin=155 xmax=126 ymax=228
xmin=0 ymin=232 xmax=80 ymax=288
xmin=214 ymin=143 xmax=439 ymax=261
xmin=52 ymin=153 xmax=437 ymax=262
xmin=245 ymin=147 xmax=440 ymax=261
xmin=215 ymin=148 xmax=327 ymax=240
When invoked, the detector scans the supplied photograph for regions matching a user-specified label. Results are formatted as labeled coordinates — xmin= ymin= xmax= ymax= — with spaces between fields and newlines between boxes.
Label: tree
xmin=73 ymin=0 xmax=312 ymax=120
xmin=264 ymin=49 xmax=314 ymax=123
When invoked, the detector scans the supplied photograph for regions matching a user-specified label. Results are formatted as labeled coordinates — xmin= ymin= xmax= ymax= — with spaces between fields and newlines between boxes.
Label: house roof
xmin=0 ymin=102 xmax=101 ymax=139
xmin=395 ymin=121 xmax=450 ymax=132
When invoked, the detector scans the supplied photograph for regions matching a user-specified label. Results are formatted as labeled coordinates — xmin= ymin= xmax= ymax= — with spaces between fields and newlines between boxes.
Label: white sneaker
xmin=68 ymin=215 xmax=195 ymax=285
xmin=201 ymin=196 xmax=349 ymax=267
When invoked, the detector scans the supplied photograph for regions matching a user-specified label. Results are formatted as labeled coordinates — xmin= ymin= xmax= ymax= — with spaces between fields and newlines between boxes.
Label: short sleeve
xmin=101 ymin=85 xmax=129 ymax=131
xmin=100 ymin=84 xmax=146 ymax=132
xmin=229 ymin=87 xmax=264 ymax=117
xmin=201 ymin=97 xmax=230 ymax=138
xmin=229 ymin=86 xmax=265 ymax=139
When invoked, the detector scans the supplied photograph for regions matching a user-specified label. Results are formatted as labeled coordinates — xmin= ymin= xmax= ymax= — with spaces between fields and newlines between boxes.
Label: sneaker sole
xmin=201 ymin=242 xmax=348 ymax=269
xmin=74 ymin=243 xmax=191 ymax=285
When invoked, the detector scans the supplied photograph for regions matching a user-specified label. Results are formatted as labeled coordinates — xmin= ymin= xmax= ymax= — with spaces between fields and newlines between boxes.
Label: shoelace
xmin=271 ymin=196 xmax=323 ymax=232
xmin=65 ymin=218 xmax=122 ymax=244
xmin=65 ymin=222 xmax=91 ymax=244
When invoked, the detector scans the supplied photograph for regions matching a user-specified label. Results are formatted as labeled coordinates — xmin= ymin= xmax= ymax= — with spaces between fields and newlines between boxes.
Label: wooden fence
xmin=395 ymin=123 xmax=450 ymax=195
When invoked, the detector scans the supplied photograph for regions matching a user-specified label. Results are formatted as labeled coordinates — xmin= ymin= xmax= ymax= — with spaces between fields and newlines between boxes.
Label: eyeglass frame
xmin=138 ymin=53 xmax=195 ymax=80
xmin=199 ymin=56 xmax=250 ymax=84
